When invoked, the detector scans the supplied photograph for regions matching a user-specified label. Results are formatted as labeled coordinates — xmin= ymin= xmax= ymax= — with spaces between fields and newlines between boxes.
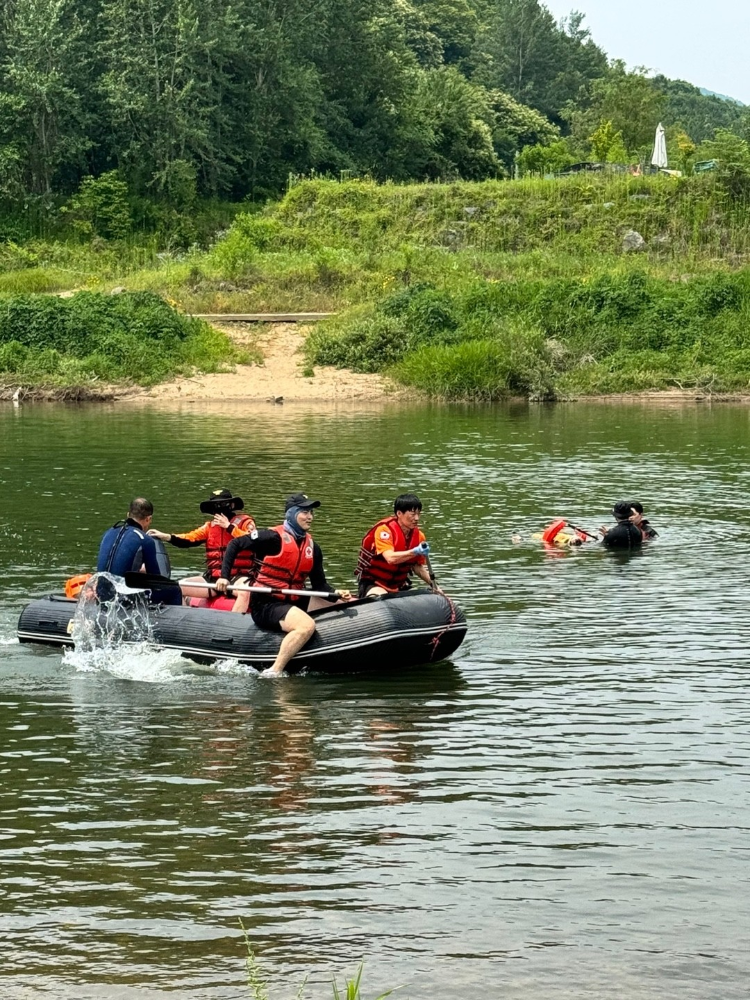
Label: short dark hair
xmin=613 ymin=500 xmax=643 ymax=521
xmin=394 ymin=493 xmax=422 ymax=514
xmin=129 ymin=497 xmax=154 ymax=520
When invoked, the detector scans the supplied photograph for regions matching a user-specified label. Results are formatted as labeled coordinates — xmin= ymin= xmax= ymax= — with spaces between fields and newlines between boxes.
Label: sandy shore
xmin=122 ymin=323 xmax=409 ymax=404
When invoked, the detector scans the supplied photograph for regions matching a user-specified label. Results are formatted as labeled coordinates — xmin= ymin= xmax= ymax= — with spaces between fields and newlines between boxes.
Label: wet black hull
xmin=17 ymin=591 xmax=467 ymax=674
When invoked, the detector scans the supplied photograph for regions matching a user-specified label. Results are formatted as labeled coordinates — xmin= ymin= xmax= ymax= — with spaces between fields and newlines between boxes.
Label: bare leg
xmin=364 ymin=585 xmax=389 ymax=598
xmin=264 ymin=607 xmax=316 ymax=676
xmin=179 ymin=575 xmax=214 ymax=600
xmin=229 ymin=577 xmax=251 ymax=614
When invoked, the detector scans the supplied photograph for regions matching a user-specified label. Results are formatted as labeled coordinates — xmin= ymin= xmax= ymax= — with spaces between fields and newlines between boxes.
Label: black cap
xmin=199 ymin=488 xmax=245 ymax=514
xmin=285 ymin=492 xmax=321 ymax=511
xmin=613 ymin=500 xmax=643 ymax=520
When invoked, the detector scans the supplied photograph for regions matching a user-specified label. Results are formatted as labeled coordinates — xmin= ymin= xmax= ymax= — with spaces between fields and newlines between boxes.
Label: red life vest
xmin=253 ymin=525 xmax=314 ymax=600
xmin=355 ymin=517 xmax=418 ymax=591
xmin=205 ymin=514 xmax=255 ymax=579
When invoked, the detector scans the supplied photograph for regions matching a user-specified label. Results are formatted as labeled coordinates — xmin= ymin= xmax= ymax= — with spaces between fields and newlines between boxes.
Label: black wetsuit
xmin=602 ymin=521 xmax=643 ymax=550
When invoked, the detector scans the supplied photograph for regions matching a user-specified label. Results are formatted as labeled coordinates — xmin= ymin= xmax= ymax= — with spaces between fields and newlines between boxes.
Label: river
xmin=1 ymin=399 xmax=748 ymax=999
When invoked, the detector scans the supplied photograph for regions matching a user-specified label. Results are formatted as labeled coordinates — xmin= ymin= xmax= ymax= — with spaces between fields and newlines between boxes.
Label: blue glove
xmin=412 ymin=541 xmax=430 ymax=556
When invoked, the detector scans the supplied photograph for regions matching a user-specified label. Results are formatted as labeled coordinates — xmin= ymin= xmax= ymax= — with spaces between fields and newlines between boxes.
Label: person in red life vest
xmin=148 ymin=488 xmax=255 ymax=600
xmin=355 ymin=492 xmax=442 ymax=599
xmin=215 ymin=493 xmax=353 ymax=676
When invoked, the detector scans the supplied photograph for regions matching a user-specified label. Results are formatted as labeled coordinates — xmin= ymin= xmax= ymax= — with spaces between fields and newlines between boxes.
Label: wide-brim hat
xmin=612 ymin=500 xmax=643 ymax=520
xmin=200 ymin=488 xmax=245 ymax=514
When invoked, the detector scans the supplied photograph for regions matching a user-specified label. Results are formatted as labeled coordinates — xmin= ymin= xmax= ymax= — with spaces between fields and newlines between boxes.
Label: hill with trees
xmin=1 ymin=0 xmax=747 ymax=228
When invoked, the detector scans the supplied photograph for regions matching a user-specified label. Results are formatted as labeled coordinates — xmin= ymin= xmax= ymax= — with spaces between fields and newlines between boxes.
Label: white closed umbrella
xmin=651 ymin=122 xmax=668 ymax=169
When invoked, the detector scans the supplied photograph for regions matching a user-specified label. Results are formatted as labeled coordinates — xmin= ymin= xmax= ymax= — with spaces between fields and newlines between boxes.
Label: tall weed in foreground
xmin=240 ymin=920 xmax=396 ymax=1000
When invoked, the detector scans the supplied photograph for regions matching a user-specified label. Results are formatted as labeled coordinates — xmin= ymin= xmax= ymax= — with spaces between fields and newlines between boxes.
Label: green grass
xmin=0 ymin=290 xmax=247 ymax=396
xmin=3 ymin=174 xmax=750 ymax=397
xmin=307 ymin=269 xmax=750 ymax=398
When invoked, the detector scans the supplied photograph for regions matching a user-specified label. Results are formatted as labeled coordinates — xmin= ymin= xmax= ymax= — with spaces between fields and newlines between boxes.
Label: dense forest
xmin=0 ymin=0 xmax=747 ymax=215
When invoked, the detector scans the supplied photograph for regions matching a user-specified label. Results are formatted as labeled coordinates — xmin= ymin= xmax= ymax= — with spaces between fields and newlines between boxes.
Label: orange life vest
xmin=205 ymin=514 xmax=255 ymax=579
xmin=355 ymin=517 xmax=418 ymax=591
xmin=65 ymin=573 xmax=92 ymax=599
xmin=253 ymin=525 xmax=314 ymax=600
xmin=541 ymin=518 xmax=568 ymax=544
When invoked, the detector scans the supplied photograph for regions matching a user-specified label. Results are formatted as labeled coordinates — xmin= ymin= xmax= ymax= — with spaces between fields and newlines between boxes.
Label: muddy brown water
xmin=0 ymin=399 xmax=748 ymax=999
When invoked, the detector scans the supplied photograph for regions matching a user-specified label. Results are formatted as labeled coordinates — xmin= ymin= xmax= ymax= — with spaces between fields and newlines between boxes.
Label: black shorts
xmin=251 ymin=597 xmax=310 ymax=632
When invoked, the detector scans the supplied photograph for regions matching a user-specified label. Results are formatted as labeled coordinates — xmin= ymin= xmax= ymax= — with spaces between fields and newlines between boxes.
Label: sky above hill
xmin=543 ymin=0 xmax=749 ymax=104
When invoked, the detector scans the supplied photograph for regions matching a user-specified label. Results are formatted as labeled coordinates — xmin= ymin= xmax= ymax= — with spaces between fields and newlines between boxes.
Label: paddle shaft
xmin=187 ymin=582 xmax=338 ymax=599
xmin=565 ymin=521 xmax=599 ymax=542
xmin=425 ymin=553 xmax=437 ymax=585
xmin=123 ymin=571 xmax=337 ymax=600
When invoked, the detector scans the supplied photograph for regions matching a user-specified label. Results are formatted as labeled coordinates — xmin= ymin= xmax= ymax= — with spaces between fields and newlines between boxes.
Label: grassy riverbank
xmin=3 ymin=174 xmax=750 ymax=398
xmin=0 ymin=291 xmax=247 ymax=399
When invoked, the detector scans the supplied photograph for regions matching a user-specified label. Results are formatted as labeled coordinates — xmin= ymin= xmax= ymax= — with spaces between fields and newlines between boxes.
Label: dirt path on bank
xmin=124 ymin=322 xmax=408 ymax=403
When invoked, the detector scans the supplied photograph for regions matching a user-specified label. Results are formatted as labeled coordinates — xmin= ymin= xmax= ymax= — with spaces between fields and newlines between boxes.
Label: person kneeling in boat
xmin=148 ymin=488 xmax=255 ymax=600
xmin=97 ymin=497 xmax=182 ymax=605
xmin=600 ymin=501 xmax=658 ymax=550
xmin=215 ymin=493 xmax=353 ymax=676
xmin=355 ymin=492 xmax=442 ymax=598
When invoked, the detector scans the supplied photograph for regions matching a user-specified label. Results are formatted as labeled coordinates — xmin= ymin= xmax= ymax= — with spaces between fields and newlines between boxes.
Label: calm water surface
xmin=0 ymin=400 xmax=749 ymax=999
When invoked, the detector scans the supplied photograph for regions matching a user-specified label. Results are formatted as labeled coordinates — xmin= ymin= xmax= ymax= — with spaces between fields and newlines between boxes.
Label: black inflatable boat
xmin=17 ymin=589 xmax=467 ymax=674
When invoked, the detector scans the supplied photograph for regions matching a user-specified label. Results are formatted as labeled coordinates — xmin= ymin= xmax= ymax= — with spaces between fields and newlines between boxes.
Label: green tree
xmin=411 ymin=0 xmax=479 ymax=64
xmin=472 ymin=1 xmax=607 ymax=124
xmin=397 ymin=67 xmax=501 ymax=179
xmin=487 ymin=88 xmax=559 ymax=170
xmin=589 ymin=119 xmax=625 ymax=162
xmin=518 ymin=139 xmax=573 ymax=176
xmin=565 ymin=63 xmax=666 ymax=157
xmin=61 ymin=170 xmax=133 ymax=239
xmin=0 ymin=0 xmax=92 ymax=195
xmin=652 ymin=75 xmax=744 ymax=144
xmin=696 ymin=129 xmax=750 ymax=200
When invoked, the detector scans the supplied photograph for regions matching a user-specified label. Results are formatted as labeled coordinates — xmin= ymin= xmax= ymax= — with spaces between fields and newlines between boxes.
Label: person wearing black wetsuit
xmin=601 ymin=501 xmax=658 ymax=550
xmin=97 ymin=497 xmax=181 ymax=605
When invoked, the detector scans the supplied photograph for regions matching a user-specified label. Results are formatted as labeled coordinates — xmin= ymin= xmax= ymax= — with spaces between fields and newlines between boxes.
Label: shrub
xmin=0 ymin=291 xmax=237 ymax=387
xmin=393 ymin=328 xmax=555 ymax=400
xmin=61 ymin=172 xmax=133 ymax=241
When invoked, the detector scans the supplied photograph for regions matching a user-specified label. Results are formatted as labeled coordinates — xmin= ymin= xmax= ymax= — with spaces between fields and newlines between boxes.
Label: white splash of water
xmin=62 ymin=640 xmax=192 ymax=683
xmin=214 ymin=657 xmax=259 ymax=678
xmin=62 ymin=573 xmax=192 ymax=684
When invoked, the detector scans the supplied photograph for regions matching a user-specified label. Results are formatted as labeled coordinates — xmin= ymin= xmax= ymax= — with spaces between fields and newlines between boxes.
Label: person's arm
xmin=310 ymin=543 xmax=352 ymax=601
xmin=230 ymin=515 xmax=256 ymax=538
xmin=412 ymin=563 xmax=435 ymax=590
xmin=149 ymin=523 xmax=209 ymax=547
xmin=376 ymin=526 xmax=428 ymax=565
xmin=412 ymin=563 xmax=443 ymax=594
xmin=216 ymin=530 xmax=282 ymax=588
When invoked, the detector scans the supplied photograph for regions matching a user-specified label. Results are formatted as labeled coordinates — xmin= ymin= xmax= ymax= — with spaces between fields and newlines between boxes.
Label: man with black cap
xmin=148 ymin=487 xmax=256 ymax=598
xmin=216 ymin=493 xmax=353 ymax=676
xmin=600 ymin=501 xmax=658 ymax=550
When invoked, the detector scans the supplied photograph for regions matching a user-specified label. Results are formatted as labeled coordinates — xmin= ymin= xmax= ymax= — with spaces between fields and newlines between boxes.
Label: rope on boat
xmin=429 ymin=594 xmax=458 ymax=660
